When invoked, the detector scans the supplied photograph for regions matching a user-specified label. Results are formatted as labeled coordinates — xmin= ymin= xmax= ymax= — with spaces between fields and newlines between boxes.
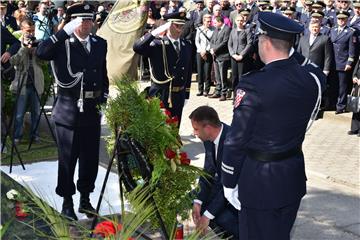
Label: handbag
xmin=346 ymin=84 xmax=360 ymax=113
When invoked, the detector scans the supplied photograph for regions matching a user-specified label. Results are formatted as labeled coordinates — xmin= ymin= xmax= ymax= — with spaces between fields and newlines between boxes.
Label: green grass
xmin=1 ymin=133 xmax=57 ymax=165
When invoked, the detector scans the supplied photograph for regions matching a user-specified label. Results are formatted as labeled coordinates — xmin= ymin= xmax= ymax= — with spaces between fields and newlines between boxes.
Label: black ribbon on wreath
xmin=116 ymin=135 xmax=153 ymax=192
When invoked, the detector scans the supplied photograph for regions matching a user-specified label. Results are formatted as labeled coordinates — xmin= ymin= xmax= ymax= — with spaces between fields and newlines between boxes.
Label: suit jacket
xmin=36 ymin=30 xmax=109 ymax=127
xmin=228 ymin=27 xmax=253 ymax=59
xmin=330 ymin=26 xmax=356 ymax=70
xmin=210 ymin=25 xmax=231 ymax=61
xmin=197 ymin=123 xmax=230 ymax=217
xmin=297 ymin=33 xmax=333 ymax=72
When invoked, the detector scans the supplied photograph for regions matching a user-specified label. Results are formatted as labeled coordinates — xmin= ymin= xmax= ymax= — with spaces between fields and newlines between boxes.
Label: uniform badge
xmin=84 ymin=4 xmax=90 ymax=10
xmin=69 ymin=37 xmax=75 ymax=43
xmin=234 ymin=89 xmax=246 ymax=108
xmin=164 ymin=40 xmax=170 ymax=45
xmin=150 ymin=41 xmax=155 ymax=46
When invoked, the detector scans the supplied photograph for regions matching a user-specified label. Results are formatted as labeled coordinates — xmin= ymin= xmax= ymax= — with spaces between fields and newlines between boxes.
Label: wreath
xmin=105 ymin=75 xmax=203 ymax=233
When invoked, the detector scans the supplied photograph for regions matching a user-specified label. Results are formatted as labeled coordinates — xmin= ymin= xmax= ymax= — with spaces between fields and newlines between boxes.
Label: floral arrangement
xmin=6 ymin=189 xmax=29 ymax=219
xmin=105 ymin=75 xmax=203 ymax=233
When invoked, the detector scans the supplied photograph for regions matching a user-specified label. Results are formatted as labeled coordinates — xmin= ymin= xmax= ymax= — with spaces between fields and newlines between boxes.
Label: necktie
xmin=338 ymin=28 xmax=342 ymax=34
xmin=211 ymin=142 xmax=216 ymax=163
xmin=80 ymin=40 xmax=90 ymax=54
xmin=173 ymin=41 xmax=180 ymax=56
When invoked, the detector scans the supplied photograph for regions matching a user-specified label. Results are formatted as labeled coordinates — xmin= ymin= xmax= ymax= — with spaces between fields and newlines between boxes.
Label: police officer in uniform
xmin=221 ymin=12 xmax=325 ymax=240
xmin=330 ymin=10 xmax=356 ymax=114
xmin=36 ymin=3 xmax=109 ymax=221
xmin=133 ymin=12 xmax=192 ymax=126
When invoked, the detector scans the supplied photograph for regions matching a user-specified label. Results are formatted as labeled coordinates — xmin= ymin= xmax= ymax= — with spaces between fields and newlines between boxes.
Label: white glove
xmin=184 ymin=99 xmax=189 ymax=106
xmin=223 ymin=185 xmax=241 ymax=210
xmin=151 ymin=22 xmax=171 ymax=37
xmin=63 ymin=17 xmax=83 ymax=36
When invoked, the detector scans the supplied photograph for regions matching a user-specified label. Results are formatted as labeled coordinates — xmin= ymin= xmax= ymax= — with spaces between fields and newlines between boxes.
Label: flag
xmin=97 ymin=0 xmax=148 ymax=83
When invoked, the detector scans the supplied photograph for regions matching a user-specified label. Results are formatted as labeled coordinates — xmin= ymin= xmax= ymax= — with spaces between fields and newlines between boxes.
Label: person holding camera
xmin=9 ymin=18 xmax=44 ymax=144
xmin=34 ymin=1 xmax=58 ymax=40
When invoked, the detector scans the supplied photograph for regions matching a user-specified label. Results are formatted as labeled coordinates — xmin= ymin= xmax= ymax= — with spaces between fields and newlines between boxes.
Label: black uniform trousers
xmin=55 ymin=121 xmax=101 ymax=197
xmin=196 ymin=53 xmax=213 ymax=94
xmin=238 ymin=200 xmax=301 ymax=240
xmin=336 ymin=70 xmax=352 ymax=112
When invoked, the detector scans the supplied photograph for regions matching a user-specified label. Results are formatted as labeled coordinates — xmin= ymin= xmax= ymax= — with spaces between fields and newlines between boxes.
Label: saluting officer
xmin=221 ymin=12 xmax=325 ymax=240
xmin=330 ymin=10 xmax=356 ymax=114
xmin=36 ymin=3 xmax=109 ymax=221
xmin=133 ymin=12 xmax=192 ymax=126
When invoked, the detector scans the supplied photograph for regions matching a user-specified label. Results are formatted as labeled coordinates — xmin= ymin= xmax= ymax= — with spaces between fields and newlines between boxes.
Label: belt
xmin=58 ymin=89 xmax=101 ymax=99
xmin=246 ymin=145 xmax=302 ymax=162
xmin=172 ymin=86 xmax=185 ymax=92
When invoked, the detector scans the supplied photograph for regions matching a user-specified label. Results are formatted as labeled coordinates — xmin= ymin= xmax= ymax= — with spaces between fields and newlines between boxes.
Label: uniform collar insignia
xmin=345 ymin=29 xmax=348 ymax=32
xmin=69 ymin=37 xmax=75 ymax=43
xmin=181 ymin=40 xmax=185 ymax=46
xmin=164 ymin=40 xmax=170 ymax=45
xmin=92 ymin=37 xmax=97 ymax=42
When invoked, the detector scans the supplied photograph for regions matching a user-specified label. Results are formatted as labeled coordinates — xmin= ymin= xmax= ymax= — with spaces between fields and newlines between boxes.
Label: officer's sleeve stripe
xmin=50 ymin=35 xmax=58 ymax=44
xmin=222 ymin=166 xmax=234 ymax=175
xmin=222 ymin=162 xmax=234 ymax=171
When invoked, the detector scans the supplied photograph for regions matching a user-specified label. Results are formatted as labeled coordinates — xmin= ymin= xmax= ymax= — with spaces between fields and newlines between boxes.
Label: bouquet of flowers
xmin=105 ymin=76 xmax=203 ymax=233
xmin=6 ymin=189 xmax=29 ymax=219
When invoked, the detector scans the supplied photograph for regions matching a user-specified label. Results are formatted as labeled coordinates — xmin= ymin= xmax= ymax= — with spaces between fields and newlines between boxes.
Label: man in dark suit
xmin=222 ymin=12 xmax=325 ymax=240
xmin=209 ymin=16 xmax=231 ymax=101
xmin=36 ymin=3 xmax=109 ymax=221
xmin=133 ymin=12 xmax=192 ymax=126
xmin=298 ymin=19 xmax=333 ymax=75
xmin=189 ymin=106 xmax=239 ymax=239
xmin=330 ymin=10 xmax=356 ymax=114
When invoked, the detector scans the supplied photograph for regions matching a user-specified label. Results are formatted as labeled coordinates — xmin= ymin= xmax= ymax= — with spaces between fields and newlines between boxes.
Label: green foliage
xmin=106 ymin=75 xmax=203 ymax=233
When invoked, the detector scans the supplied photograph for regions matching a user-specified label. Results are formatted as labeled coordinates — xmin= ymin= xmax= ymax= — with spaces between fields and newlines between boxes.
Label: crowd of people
xmin=141 ymin=0 xmax=360 ymax=136
xmin=1 ymin=0 xmax=360 ymax=239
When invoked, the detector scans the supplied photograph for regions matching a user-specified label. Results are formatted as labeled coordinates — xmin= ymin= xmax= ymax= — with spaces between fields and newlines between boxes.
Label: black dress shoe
xmin=219 ymin=95 xmax=227 ymax=101
xmin=196 ymin=92 xmax=203 ymax=96
xmin=347 ymin=130 xmax=358 ymax=135
xmin=79 ymin=194 xmax=96 ymax=218
xmin=208 ymin=93 xmax=221 ymax=98
xmin=61 ymin=206 xmax=78 ymax=221
xmin=335 ymin=109 xmax=346 ymax=114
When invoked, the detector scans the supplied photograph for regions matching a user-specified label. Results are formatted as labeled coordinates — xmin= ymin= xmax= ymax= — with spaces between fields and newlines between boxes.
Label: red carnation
xmin=93 ymin=221 xmax=122 ymax=237
xmin=15 ymin=202 xmax=29 ymax=219
xmin=180 ymin=152 xmax=191 ymax=165
xmin=166 ymin=116 xmax=179 ymax=125
xmin=164 ymin=109 xmax=172 ymax=117
xmin=165 ymin=149 xmax=176 ymax=159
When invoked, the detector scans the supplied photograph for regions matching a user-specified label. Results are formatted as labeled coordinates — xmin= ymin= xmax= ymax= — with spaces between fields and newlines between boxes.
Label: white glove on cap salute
xmin=63 ymin=17 xmax=83 ymax=36
xmin=151 ymin=22 xmax=171 ymax=37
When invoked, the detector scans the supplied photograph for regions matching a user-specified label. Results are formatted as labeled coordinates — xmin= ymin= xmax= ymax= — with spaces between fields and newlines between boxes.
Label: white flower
xmin=6 ymin=189 xmax=19 ymax=200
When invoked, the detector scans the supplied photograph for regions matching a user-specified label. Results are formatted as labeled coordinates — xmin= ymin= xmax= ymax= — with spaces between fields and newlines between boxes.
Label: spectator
xmin=209 ymin=15 xmax=231 ymax=101
xmin=34 ymin=1 xmax=58 ymax=40
xmin=10 ymin=19 xmax=44 ymax=144
xmin=212 ymin=4 xmax=232 ymax=27
xmin=195 ymin=14 xmax=214 ymax=96
xmin=220 ymin=0 xmax=234 ymax=18
xmin=229 ymin=0 xmax=244 ymax=28
xmin=198 ymin=0 xmax=217 ymax=26
xmin=228 ymin=14 xmax=253 ymax=98
xmin=189 ymin=0 xmax=204 ymax=28
xmin=348 ymin=56 xmax=360 ymax=137
xmin=0 ymin=1 xmax=18 ymax=31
